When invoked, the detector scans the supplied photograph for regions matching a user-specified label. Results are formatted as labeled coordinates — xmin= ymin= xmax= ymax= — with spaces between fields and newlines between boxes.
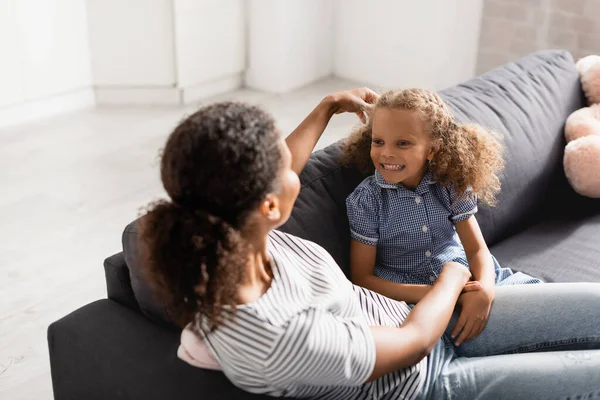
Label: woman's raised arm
xmin=285 ymin=87 xmax=378 ymax=175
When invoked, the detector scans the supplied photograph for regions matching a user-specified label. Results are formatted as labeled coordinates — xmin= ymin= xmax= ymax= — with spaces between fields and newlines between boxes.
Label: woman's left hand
xmin=451 ymin=286 xmax=495 ymax=346
xmin=329 ymin=87 xmax=379 ymax=123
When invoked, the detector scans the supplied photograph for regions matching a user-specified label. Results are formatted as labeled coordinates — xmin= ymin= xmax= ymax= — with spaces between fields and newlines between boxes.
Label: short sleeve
xmin=447 ymin=185 xmax=478 ymax=223
xmin=265 ymin=308 xmax=376 ymax=387
xmin=346 ymin=185 xmax=380 ymax=245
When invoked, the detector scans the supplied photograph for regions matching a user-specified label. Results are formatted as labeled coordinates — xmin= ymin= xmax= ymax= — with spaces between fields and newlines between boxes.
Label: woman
xmin=140 ymin=88 xmax=600 ymax=400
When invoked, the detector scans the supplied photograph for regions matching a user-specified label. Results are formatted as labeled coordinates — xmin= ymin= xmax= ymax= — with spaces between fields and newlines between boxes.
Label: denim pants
xmin=418 ymin=283 xmax=600 ymax=400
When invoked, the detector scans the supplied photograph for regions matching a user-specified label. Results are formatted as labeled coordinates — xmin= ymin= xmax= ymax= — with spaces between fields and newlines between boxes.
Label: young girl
xmin=344 ymin=88 xmax=541 ymax=346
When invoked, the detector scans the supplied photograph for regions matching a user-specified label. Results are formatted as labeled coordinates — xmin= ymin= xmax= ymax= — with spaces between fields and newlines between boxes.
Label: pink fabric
xmin=576 ymin=55 xmax=600 ymax=105
xmin=564 ymin=135 xmax=600 ymax=198
xmin=564 ymin=104 xmax=600 ymax=143
xmin=177 ymin=323 xmax=222 ymax=370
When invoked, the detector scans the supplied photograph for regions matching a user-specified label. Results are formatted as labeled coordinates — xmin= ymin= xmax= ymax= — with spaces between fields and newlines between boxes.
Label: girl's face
xmin=370 ymin=108 xmax=435 ymax=189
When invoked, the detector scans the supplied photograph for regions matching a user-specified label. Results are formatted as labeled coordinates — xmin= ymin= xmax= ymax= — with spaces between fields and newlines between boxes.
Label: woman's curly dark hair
xmin=139 ymin=102 xmax=282 ymax=331
xmin=342 ymin=89 xmax=504 ymax=206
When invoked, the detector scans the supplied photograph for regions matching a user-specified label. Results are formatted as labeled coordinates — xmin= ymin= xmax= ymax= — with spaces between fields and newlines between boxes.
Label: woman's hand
xmin=451 ymin=285 xmax=495 ymax=346
xmin=367 ymin=260 xmax=470 ymax=381
xmin=286 ymin=87 xmax=378 ymax=174
xmin=328 ymin=87 xmax=379 ymax=123
xmin=462 ymin=280 xmax=483 ymax=293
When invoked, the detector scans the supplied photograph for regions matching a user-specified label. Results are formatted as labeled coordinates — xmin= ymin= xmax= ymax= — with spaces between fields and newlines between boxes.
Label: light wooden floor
xmin=0 ymin=78 xmax=367 ymax=399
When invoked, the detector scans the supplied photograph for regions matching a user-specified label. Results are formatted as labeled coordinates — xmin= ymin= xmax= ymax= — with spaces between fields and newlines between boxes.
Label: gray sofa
xmin=48 ymin=50 xmax=600 ymax=400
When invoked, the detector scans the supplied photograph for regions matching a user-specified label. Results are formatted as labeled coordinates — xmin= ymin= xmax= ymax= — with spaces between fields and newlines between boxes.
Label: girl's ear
xmin=427 ymin=140 xmax=441 ymax=161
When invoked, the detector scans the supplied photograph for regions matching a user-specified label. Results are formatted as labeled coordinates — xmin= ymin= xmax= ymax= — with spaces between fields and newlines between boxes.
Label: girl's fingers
xmin=455 ymin=319 xmax=476 ymax=346
xmin=468 ymin=320 xmax=484 ymax=341
xmin=451 ymin=313 xmax=468 ymax=339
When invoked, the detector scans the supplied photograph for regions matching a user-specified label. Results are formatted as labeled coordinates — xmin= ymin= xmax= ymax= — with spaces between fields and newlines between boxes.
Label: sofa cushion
xmin=279 ymin=50 xmax=589 ymax=274
xmin=491 ymin=209 xmax=600 ymax=283
xmin=123 ymin=220 xmax=171 ymax=322
xmin=278 ymin=143 xmax=364 ymax=276
xmin=440 ymin=50 xmax=586 ymax=246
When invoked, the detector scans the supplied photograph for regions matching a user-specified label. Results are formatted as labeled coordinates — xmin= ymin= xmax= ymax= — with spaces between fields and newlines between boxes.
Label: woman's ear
xmin=260 ymin=193 xmax=281 ymax=222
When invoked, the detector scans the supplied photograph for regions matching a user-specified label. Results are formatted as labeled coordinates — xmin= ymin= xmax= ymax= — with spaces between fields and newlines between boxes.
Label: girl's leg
xmin=427 ymin=350 xmax=600 ymax=400
xmin=444 ymin=283 xmax=600 ymax=357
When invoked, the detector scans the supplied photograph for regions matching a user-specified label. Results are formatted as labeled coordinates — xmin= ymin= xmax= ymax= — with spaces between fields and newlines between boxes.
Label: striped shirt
xmin=196 ymin=229 xmax=426 ymax=400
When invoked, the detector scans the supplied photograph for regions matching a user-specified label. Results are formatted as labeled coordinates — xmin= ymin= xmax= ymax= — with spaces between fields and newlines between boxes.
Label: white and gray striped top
xmin=199 ymin=229 xmax=426 ymax=400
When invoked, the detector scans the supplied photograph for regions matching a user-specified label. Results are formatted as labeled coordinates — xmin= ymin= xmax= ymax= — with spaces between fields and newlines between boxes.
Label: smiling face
xmin=370 ymin=107 xmax=435 ymax=189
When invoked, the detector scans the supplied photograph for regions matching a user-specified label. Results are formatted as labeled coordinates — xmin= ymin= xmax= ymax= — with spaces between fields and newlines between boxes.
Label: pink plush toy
xmin=564 ymin=135 xmax=600 ymax=198
xmin=563 ymin=55 xmax=600 ymax=198
xmin=564 ymin=104 xmax=600 ymax=142
xmin=576 ymin=55 xmax=600 ymax=105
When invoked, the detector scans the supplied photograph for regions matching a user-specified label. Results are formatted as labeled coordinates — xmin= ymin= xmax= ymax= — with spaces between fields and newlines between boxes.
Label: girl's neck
xmin=400 ymin=165 xmax=429 ymax=190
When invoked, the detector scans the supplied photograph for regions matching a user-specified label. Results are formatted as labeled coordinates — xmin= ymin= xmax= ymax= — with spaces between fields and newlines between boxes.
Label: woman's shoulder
xmin=268 ymin=229 xmax=331 ymax=257
xmin=268 ymin=230 xmax=345 ymax=279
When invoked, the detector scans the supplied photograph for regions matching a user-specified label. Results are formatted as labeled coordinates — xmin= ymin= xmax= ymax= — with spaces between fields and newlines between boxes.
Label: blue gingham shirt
xmin=346 ymin=170 xmax=541 ymax=286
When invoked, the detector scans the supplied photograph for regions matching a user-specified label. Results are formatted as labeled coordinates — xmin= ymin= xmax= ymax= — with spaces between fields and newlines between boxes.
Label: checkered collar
xmin=374 ymin=169 xmax=437 ymax=196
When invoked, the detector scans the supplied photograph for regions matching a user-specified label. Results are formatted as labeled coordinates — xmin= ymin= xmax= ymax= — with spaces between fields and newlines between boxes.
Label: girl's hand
xmin=451 ymin=286 xmax=495 ymax=346
xmin=329 ymin=87 xmax=379 ymax=123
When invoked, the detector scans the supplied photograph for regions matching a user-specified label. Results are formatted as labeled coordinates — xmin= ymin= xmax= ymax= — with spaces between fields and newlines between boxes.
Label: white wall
xmin=86 ymin=0 xmax=176 ymax=87
xmin=173 ymin=0 xmax=245 ymax=88
xmin=246 ymin=0 xmax=334 ymax=93
xmin=0 ymin=0 xmax=91 ymax=106
xmin=0 ymin=0 xmax=23 ymax=108
xmin=334 ymin=0 xmax=483 ymax=91
xmin=87 ymin=0 xmax=246 ymax=104
xmin=0 ymin=0 xmax=93 ymax=127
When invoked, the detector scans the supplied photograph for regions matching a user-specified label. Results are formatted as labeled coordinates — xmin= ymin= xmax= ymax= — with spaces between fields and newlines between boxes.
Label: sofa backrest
xmin=440 ymin=50 xmax=585 ymax=245
xmin=121 ymin=50 xmax=585 ymax=322
xmin=280 ymin=50 xmax=586 ymax=276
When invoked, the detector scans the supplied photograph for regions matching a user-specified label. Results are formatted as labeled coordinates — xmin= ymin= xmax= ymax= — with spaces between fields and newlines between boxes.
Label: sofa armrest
xmin=48 ymin=299 xmax=272 ymax=400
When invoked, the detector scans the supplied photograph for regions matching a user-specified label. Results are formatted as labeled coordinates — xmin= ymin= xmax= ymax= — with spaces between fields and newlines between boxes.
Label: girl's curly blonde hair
xmin=342 ymin=88 xmax=504 ymax=206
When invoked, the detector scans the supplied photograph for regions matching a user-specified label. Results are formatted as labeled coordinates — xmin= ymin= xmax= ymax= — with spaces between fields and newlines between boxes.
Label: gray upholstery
xmin=491 ymin=212 xmax=600 ymax=283
xmin=49 ymin=50 xmax=600 ymax=400
xmin=440 ymin=51 xmax=587 ymax=245
xmin=48 ymin=300 xmax=278 ymax=400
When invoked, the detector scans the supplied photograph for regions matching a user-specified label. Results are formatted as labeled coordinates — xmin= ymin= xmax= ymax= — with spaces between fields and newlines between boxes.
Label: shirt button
xmin=425 ymin=250 xmax=431 ymax=257
xmin=429 ymin=275 xmax=436 ymax=282
xmin=415 ymin=196 xmax=422 ymax=204
xmin=422 ymin=225 xmax=428 ymax=232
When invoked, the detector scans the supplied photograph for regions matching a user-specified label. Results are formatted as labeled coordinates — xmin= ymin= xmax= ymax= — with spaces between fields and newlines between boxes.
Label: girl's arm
xmin=350 ymin=239 xmax=433 ymax=304
xmin=285 ymin=88 xmax=378 ymax=175
xmin=451 ymin=215 xmax=496 ymax=345
xmin=455 ymin=215 xmax=496 ymax=290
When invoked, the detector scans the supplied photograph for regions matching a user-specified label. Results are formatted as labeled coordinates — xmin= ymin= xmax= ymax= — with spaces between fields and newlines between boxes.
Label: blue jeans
xmin=418 ymin=283 xmax=600 ymax=400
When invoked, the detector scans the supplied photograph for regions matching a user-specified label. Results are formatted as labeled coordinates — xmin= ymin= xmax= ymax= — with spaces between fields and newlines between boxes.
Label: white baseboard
xmin=94 ymin=86 xmax=181 ymax=106
xmin=181 ymin=74 xmax=243 ymax=105
xmin=0 ymin=88 xmax=95 ymax=130
xmin=94 ymin=74 xmax=243 ymax=106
